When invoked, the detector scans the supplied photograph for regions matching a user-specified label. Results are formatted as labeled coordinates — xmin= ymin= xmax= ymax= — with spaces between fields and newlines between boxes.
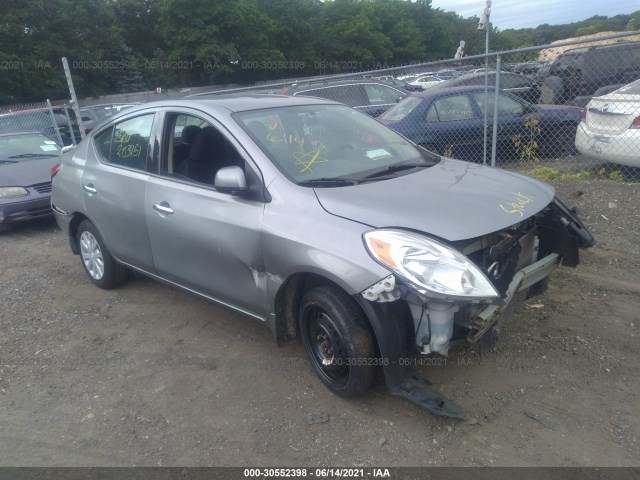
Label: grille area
xmin=31 ymin=182 xmax=52 ymax=194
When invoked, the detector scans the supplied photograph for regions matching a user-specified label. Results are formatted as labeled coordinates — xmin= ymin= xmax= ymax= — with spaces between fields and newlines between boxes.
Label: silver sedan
xmin=51 ymin=95 xmax=594 ymax=418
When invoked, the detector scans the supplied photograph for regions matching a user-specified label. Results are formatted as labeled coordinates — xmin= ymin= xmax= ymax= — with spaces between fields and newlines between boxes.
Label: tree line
xmin=0 ymin=0 xmax=638 ymax=104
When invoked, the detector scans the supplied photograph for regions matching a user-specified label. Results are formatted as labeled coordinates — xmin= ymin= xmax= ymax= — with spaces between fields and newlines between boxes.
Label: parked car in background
xmin=510 ymin=61 xmax=546 ymax=76
xmin=0 ymin=131 xmax=61 ymax=232
xmin=575 ymin=79 xmax=640 ymax=168
xmin=539 ymin=42 xmax=640 ymax=105
xmin=571 ymin=84 xmax=626 ymax=108
xmin=431 ymin=69 xmax=464 ymax=80
xmin=376 ymin=77 xmax=423 ymax=92
xmin=0 ymin=107 xmax=81 ymax=146
xmin=50 ymin=95 xmax=594 ymax=418
xmin=441 ymin=72 xmax=541 ymax=103
xmin=408 ymin=75 xmax=444 ymax=90
xmin=78 ymin=103 xmax=139 ymax=134
xmin=278 ymin=79 xmax=408 ymax=117
xmin=379 ymin=86 xmax=582 ymax=162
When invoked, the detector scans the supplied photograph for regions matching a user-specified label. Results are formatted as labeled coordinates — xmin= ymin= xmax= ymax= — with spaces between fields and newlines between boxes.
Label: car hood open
xmin=314 ymin=158 xmax=555 ymax=242
xmin=0 ymin=156 xmax=59 ymax=188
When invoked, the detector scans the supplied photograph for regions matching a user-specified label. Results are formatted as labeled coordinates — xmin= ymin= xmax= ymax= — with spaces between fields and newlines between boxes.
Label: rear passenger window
xmin=93 ymin=114 xmax=154 ymax=171
xmin=426 ymin=95 xmax=476 ymax=122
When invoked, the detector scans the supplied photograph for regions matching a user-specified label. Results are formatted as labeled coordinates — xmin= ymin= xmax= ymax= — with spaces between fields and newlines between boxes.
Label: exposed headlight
xmin=0 ymin=187 xmax=29 ymax=198
xmin=363 ymin=229 xmax=499 ymax=300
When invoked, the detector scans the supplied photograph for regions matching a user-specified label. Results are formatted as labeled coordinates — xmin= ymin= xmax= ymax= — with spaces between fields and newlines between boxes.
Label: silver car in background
xmin=51 ymin=96 xmax=594 ymax=418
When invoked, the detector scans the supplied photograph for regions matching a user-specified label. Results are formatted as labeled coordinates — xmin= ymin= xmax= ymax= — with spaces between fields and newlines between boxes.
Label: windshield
xmin=379 ymin=96 xmax=422 ymax=121
xmin=235 ymin=104 xmax=437 ymax=185
xmin=0 ymin=133 xmax=61 ymax=161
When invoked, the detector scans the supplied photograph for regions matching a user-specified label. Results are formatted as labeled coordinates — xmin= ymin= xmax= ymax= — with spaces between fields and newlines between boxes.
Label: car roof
xmin=114 ymin=94 xmax=343 ymax=115
xmin=412 ymin=85 xmax=500 ymax=98
xmin=559 ymin=41 xmax=640 ymax=57
xmin=286 ymin=79 xmax=405 ymax=91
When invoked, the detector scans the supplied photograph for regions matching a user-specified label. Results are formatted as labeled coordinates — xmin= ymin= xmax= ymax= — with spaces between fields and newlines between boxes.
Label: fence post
xmin=491 ymin=55 xmax=501 ymax=168
xmin=63 ymin=105 xmax=77 ymax=146
xmin=46 ymin=99 xmax=64 ymax=146
xmin=62 ymin=57 xmax=86 ymax=140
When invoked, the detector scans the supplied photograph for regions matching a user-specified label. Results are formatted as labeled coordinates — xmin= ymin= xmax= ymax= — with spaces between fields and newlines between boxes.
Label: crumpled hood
xmin=0 ymin=157 xmax=59 ymax=187
xmin=314 ymin=158 xmax=555 ymax=242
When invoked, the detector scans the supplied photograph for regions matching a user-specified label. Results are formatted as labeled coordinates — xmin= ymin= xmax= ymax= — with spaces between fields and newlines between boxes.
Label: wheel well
xmin=67 ymin=213 xmax=90 ymax=254
xmin=274 ymin=273 xmax=380 ymax=355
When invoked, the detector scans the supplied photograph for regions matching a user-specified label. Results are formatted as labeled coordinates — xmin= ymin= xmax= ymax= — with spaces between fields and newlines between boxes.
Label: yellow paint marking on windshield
xmin=499 ymin=192 xmax=534 ymax=217
xmin=294 ymin=149 xmax=329 ymax=173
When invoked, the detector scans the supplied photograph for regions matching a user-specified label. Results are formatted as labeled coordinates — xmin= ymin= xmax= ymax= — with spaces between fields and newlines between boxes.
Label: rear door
xmin=81 ymin=112 xmax=156 ymax=271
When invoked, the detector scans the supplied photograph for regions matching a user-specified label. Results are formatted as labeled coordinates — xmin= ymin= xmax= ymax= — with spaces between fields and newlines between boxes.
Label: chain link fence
xmin=190 ymin=31 xmax=639 ymax=181
xmin=0 ymin=100 xmax=81 ymax=147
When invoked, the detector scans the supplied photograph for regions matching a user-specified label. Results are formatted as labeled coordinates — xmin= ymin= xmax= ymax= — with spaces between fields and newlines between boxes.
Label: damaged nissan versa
xmin=51 ymin=95 xmax=595 ymax=418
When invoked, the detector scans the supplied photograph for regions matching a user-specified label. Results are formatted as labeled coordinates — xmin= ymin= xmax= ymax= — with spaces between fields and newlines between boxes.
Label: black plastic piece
xmin=390 ymin=371 xmax=468 ymax=420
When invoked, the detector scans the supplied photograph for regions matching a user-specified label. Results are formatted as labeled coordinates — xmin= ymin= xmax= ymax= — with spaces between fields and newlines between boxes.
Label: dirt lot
xmin=0 ymin=179 xmax=638 ymax=467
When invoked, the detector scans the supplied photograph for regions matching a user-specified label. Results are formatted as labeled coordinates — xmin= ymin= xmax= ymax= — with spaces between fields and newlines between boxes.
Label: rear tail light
xmin=630 ymin=116 xmax=640 ymax=129
xmin=51 ymin=163 xmax=61 ymax=179
xmin=581 ymin=109 xmax=586 ymax=122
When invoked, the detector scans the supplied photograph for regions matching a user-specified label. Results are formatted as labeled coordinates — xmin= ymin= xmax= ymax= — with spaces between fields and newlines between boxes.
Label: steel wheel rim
xmin=80 ymin=231 xmax=105 ymax=280
xmin=304 ymin=307 xmax=350 ymax=386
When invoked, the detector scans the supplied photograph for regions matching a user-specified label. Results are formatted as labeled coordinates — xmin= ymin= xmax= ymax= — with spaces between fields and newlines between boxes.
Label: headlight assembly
xmin=0 ymin=187 xmax=29 ymax=198
xmin=363 ymin=229 xmax=499 ymax=300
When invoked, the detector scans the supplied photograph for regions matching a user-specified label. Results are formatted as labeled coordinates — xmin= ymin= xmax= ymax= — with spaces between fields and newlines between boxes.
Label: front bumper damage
xmin=357 ymin=198 xmax=594 ymax=419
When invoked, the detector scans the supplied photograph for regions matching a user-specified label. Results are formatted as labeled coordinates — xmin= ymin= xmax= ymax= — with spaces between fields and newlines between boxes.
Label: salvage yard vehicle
xmin=0 ymin=107 xmax=82 ymax=146
xmin=51 ymin=96 xmax=594 ymax=418
xmin=379 ymin=86 xmax=582 ymax=161
xmin=575 ymin=79 xmax=640 ymax=168
xmin=0 ymin=132 xmax=62 ymax=232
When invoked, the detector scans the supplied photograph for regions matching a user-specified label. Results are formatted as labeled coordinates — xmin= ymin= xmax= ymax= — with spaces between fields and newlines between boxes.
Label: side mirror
xmin=60 ymin=145 xmax=75 ymax=156
xmin=214 ymin=166 xmax=247 ymax=194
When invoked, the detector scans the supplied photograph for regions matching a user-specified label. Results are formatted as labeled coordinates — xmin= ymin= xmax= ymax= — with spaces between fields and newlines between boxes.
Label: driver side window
xmin=162 ymin=113 xmax=244 ymax=186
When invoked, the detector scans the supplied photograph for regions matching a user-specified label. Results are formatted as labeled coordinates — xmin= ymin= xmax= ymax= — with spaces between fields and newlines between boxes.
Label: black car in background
xmin=539 ymin=42 xmax=640 ymax=105
xmin=440 ymin=72 xmax=541 ymax=104
xmin=78 ymin=103 xmax=140 ymax=134
xmin=0 ymin=107 xmax=81 ymax=146
xmin=279 ymin=79 xmax=408 ymax=117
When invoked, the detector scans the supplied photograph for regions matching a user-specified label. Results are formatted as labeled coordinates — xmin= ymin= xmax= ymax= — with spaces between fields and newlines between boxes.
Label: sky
xmin=429 ymin=0 xmax=640 ymax=30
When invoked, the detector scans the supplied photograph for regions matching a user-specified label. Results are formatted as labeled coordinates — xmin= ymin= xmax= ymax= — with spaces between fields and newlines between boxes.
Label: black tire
xmin=76 ymin=220 xmax=128 ymax=289
xmin=300 ymin=286 xmax=375 ymax=397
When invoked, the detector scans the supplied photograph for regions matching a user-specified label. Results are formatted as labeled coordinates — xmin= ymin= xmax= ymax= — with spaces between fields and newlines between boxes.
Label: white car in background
xmin=408 ymin=75 xmax=444 ymax=90
xmin=575 ymin=79 xmax=640 ymax=168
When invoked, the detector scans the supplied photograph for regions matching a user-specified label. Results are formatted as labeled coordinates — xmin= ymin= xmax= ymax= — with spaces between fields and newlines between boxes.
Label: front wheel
xmin=300 ymin=286 xmax=375 ymax=397
xmin=76 ymin=220 xmax=128 ymax=289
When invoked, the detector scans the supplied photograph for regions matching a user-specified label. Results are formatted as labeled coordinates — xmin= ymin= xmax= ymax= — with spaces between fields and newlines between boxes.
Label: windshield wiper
xmin=356 ymin=162 xmax=432 ymax=182
xmin=0 ymin=159 xmax=18 ymax=164
xmin=297 ymin=177 xmax=357 ymax=187
xmin=8 ymin=153 xmax=58 ymax=159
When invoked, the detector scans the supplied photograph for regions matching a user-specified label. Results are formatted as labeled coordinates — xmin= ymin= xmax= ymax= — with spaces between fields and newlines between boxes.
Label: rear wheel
xmin=300 ymin=286 xmax=375 ymax=397
xmin=77 ymin=220 xmax=128 ymax=289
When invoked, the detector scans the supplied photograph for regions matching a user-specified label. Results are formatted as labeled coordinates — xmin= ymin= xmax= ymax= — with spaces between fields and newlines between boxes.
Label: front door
xmin=145 ymin=111 xmax=266 ymax=318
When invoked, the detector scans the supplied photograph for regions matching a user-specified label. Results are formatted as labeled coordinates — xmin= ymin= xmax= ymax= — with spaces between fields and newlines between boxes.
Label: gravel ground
xmin=0 ymin=178 xmax=638 ymax=467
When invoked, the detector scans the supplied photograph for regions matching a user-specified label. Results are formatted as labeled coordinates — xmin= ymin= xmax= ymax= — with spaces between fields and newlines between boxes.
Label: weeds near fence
xmin=512 ymin=114 xmax=542 ymax=164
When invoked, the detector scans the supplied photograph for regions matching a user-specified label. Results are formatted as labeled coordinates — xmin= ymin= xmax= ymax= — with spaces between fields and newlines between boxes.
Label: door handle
xmin=83 ymin=184 xmax=97 ymax=194
xmin=153 ymin=202 xmax=174 ymax=215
